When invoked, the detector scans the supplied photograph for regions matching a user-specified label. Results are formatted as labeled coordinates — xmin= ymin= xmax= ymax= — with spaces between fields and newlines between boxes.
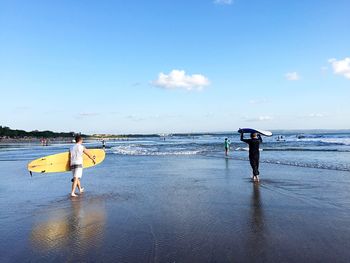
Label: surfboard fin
xmin=30 ymin=171 xmax=32 ymax=177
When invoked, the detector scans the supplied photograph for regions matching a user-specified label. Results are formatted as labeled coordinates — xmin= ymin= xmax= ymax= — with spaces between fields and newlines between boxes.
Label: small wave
xmin=298 ymin=137 xmax=350 ymax=146
xmin=261 ymin=159 xmax=350 ymax=172
xmin=111 ymin=145 xmax=202 ymax=156
xmin=235 ymin=147 xmax=263 ymax=152
xmin=113 ymin=150 xmax=202 ymax=156
xmin=225 ymin=156 xmax=350 ymax=172
xmin=235 ymin=147 xmax=248 ymax=151
xmin=262 ymin=148 xmax=350 ymax=152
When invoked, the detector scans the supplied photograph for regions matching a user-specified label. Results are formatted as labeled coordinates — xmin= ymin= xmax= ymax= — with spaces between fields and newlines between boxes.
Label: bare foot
xmin=71 ymin=193 xmax=77 ymax=197
xmin=79 ymin=187 xmax=84 ymax=193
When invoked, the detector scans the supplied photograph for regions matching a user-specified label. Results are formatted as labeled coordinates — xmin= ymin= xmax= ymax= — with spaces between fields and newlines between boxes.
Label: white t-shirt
xmin=70 ymin=144 xmax=85 ymax=165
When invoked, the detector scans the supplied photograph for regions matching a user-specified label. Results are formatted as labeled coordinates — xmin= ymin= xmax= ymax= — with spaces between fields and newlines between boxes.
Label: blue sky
xmin=0 ymin=0 xmax=349 ymax=134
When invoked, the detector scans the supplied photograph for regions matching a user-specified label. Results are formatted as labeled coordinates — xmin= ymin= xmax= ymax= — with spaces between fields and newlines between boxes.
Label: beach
xmin=2 ymin=0 xmax=350 ymax=261
xmin=2 ymin=0 xmax=349 ymax=261
xmin=1 ymin=140 xmax=350 ymax=262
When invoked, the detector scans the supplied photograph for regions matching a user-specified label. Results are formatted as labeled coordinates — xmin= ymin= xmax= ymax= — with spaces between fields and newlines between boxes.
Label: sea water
xmin=0 ymin=130 xmax=349 ymax=172
xmin=1 ymin=131 xmax=350 ymax=262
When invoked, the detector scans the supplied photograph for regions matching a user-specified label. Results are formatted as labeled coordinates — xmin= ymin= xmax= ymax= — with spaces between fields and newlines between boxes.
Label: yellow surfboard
xmin=27 ymin=149 xmax=105 ymax=173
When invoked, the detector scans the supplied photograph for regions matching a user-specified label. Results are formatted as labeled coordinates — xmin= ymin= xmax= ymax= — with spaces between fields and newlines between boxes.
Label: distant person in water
xmin=240 ymin=132 xmax=262 ymax=182
xmin=102 ymin=139 xmax=106 ymax=149
xmin=224 ymin=138 xmax=231 ymax=156
xmin=70 ymin=135 xmax=96 ymax=197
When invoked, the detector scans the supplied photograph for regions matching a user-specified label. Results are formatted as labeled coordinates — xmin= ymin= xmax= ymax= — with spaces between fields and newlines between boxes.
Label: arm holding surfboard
xmin=240 ymin=132 xmax=249 ymax=143
xmin=83 ymin=148 xmax=96 ymax=164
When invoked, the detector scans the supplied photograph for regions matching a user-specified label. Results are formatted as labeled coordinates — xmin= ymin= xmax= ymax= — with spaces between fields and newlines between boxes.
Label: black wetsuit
xmin=241 ymin=134 xmax=262 ymax=176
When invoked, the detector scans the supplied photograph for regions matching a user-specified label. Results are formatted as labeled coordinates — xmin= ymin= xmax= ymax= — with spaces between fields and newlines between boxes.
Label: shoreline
xmin=0 ymin=137 xmax=73 ymax=144
xmin=0 ymin=136 xmax=138 ymax=144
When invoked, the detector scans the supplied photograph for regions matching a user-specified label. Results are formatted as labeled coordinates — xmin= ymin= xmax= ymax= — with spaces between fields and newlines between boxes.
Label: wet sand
xmin=1 ymin=155 xmax=350 ymax=262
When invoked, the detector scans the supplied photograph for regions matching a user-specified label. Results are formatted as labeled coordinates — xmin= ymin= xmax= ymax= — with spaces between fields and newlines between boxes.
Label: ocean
xmin=1 ymin=130 xmax=350 ymax=262
xmin=1 ymin=130 xmax=349 ymax=172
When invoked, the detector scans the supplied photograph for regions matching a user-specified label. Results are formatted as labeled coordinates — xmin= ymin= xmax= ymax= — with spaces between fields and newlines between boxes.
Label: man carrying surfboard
xmin=70 ymin=135 xmax=96 ymax=197
xmin=240 ymin=132 xmax=262 ymax=182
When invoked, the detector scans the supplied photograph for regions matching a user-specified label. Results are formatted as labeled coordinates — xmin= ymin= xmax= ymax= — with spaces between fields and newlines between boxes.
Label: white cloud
xmin=244 ymin=116 xmax=273 ymax=122
xmin=152 ymin=69 xmax=210 ymax=91
xmin=298 ymin=113 xmax=329 ymax=119
xmin=257 ymin=116 xmax=273 ymax=121
xmin=214 ymin=0 xmax=233 ymax=5
xmin=303 ymin=113 xmax=326 ymax=118
xmin=308 ymin=113 xmax=324 ymax=118
xmin=126 ymin=114 xmax=146 ymax=122
xmin=249 ymin=98 xmax=268 ymax=105
xmin=328 ymin=57 xmax=350 ymax=79
xmin=75 ymin=112 xmax=99 ymax=119
xmin=285 ymin=72 xmax=300 ymax=81
xmin=78 ymin=112 xmax=99 ymax=117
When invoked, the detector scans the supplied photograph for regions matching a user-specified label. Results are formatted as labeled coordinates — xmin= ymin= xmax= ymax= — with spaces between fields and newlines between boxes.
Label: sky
xmin=0 ymin=0 xmax=349 ymax=134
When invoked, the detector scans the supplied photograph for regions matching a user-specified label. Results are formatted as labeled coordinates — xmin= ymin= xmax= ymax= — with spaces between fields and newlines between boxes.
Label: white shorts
xmin=72 ymin=167 xmax=83 ymax=179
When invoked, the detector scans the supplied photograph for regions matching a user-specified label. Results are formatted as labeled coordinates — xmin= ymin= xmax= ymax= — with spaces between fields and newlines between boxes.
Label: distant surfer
xmin=224 ymin=138 xmax=231 ymax=156
xmin=70 ymin=135 xmax=96 ymax=197
xmin=102 ymin=139 xmax=106 ymax=149
xmin=240 ymin=132 xmax=262 ymax=182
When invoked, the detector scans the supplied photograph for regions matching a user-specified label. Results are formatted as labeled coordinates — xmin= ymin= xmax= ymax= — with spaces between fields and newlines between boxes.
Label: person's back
xmin=245 ymin=138 xmax=260 ymax=157
xmin=70 ymin=143 xmax=84 ymax=166
xmin=240 ymin=132 xmax=262 ymax=181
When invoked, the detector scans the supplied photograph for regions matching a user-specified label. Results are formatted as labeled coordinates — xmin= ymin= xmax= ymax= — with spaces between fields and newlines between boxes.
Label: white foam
xmin=235 ymin=147 xmax=263 ymax=152
xmin=299 ymin=137 xmax=350 ymax=146
xmin=111 ymin=145 xmax=202 ymax=156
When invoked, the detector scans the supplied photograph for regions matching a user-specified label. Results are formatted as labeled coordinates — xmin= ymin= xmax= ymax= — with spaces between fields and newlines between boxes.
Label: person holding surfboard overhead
xmin=70 ymin=135 xmax=96 ymax=197
xmin=240 ymin=132 xmax=262 ymax=182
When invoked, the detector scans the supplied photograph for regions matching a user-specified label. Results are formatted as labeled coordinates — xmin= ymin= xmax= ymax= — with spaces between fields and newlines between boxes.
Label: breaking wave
xmin=111 ymin=145 xmax=203 ymax=156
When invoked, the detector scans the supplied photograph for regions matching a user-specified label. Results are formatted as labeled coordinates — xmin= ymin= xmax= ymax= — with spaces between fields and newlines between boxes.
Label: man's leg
xmin=253 ymin=156 xmax=260 ymax=181
xmin=249 ymin=157 xmax=256 ymax=180
xmin=71 ymin=177 xmax=78 ymax=197
xmin=77 ymin=179 xmax=81 ymax=191
xmin=77 ymin=179 xmax=84 ymax=193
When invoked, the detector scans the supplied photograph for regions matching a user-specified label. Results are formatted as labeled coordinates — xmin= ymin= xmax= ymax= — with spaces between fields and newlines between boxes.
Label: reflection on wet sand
xmin=247 ymin=183 xmax=267 ymax=260
xmin=31 ymin=196 xmax=106 ymax=256
xmin=251 ymin=183 xmax=264 ymax=232
xmin=225 ymin=158 xmax=229 ymax=170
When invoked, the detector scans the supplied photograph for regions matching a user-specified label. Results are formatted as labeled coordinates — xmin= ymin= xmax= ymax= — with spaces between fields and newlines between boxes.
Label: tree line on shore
xmin=0 ymin=126 xmax=85 ymax=138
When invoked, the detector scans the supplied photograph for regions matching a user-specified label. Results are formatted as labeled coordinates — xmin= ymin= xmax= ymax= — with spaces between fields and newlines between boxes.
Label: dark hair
xmin=251 ymin=133 xmax=257 ymax=139
xmin=75 ymin=135 xmax=82 ymax=143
